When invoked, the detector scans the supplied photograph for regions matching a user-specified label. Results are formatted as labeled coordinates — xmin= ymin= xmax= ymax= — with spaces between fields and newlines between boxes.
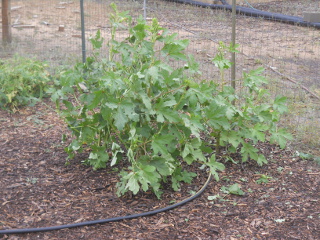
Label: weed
xmin=221 ymin=184 xmax=245 ymax=196
xmin=222 ymin=176 xmax=231 ymax=182
xmin=256 ymin=174 xmax=272 ymax=184
xmin=26 ymin=177 xmax=38 ymax=184
xmin=27 ymin=115 xmax=44 ymax=125
xmin=296 ymin=151 xmax=320 ymax=165
xmin=208 ymin=195 xmax=220 ymax=201
xmin=274 ymin=218 xmax=286 ymax=223
xmin=0 ymin=56 xmax=50 ymax=111
xmin=277 ymin=166 xmax=284 ymax=173
xmin=208 ymin=184 xmax=245 ymax=205
xmin=240 ymin=177 xmax=248 ymax=182
xmin=188 ymin=190 xmax=196 ymax=195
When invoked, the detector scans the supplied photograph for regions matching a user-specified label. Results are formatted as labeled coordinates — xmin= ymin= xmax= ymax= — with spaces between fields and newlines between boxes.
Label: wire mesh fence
xmin=1 ymin=0 xmax=320 ymax=149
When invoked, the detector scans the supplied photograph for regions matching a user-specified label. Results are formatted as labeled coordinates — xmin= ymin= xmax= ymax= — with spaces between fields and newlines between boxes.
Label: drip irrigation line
xmin=166 ymin=0 xmax=320 ymax=29
xmin=0 ymin=172 xmax=212 ymax=235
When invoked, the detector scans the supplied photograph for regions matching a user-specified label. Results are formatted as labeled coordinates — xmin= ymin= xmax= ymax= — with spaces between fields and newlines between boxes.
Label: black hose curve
xmin=0 ymin=172 xmax=212 ymax=235
xmin=167 ymin=0 xmax=320 ymax=29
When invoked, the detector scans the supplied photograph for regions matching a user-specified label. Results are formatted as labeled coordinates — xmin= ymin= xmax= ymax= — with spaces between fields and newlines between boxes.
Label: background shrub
xmin=0 ymin=56 xmax=50 ymax=111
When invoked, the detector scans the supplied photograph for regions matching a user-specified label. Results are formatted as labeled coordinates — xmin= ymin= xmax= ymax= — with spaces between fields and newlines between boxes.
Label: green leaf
xmin=241 ymin=142 xmax=259 ymax=162
xmin=146 ymin=66 xmax=159 ymax=80
xmin=205 ymin=103 xmax=230 ymax=130
xmin=111 ymin=142 xmax=124 ymax=166
xmin=161 ymin=38 xmax=189 ymax=61
xmin=105 ymin=101 xmax=118 ymax=110
xmin=182 ymin=139 xmax=205 ymax=164
xmin=243 ymin=67 xmax=268 ymax=91
xmin=89 ymin=29 xmax=104 ymax=49
xmin=228 ymin=184 xmax=245 ymax=196
xmin=296 ymin=151 xmax=314 ymax=160
xmin=152 ymin=134 xmax=175 ymax=155
xmin=270 ymin=128 xmax=293 ymax=149
xmin=135 ymin=162 xmax=162 ymax=195
xmin=206 ymin=155 xmax=225 ymax=181
xmin=225 ymin=106 xmax=236 ymax=120
xmin=274 ymin=219 xmax=286 ymax=223
xmin=220 ymin=131 xmax=242 ymax=148
xmin=149 ymin=156 xmax=174 ymax=176
xmin=156 ymin=113 xmax=165 ymax=123
xmin=163 ymin=98 xmax=177 ymax=107
xmin=161 ymin=108 xmax=181 ymax=122
xmin=212 ymin=55 xmax=232 ymax=70
xmin=88 ymin=90 xmax=104 ymax=109
xmin=141 ymin=165 xmax=156 ymax=173
xmin=208 ymin=195 xmax=220 ymax=201
xmin=182 ymin=142 xmax=193 ymax=158
xmin=140 ymin=93 xmax=152 ymax=110
xmin=70 ymin=140 xmax=81 ymax=151
xmin=114 ymin=106 xmax=127 ymax=130
xmin=257 ymin=154 xmax=268 ymax=166
xmin=182 ymin=116 xmax=204 ymax=139
xmin=249 ymin=124 xmax=268 ymax=143
xmin=273 ymin=96 xmax=288 ymax=114
xmin=179 ymin=170 xmax=197 ymax=184
xmin=126 ymin=173 xmax=140 ymax=195
xmin=123 ymin=102 xmax=140 ymax=122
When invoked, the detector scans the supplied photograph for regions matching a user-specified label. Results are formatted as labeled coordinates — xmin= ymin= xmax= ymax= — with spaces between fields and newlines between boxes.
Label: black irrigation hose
xmin=167 ymin=0 xmax=320 ymax=29
xmin=0 ymin=172 xmax=212 ymax=235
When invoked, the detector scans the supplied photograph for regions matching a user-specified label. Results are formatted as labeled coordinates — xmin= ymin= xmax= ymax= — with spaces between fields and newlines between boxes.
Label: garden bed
xmin=0 ymin=100 xmax=319 ymax=239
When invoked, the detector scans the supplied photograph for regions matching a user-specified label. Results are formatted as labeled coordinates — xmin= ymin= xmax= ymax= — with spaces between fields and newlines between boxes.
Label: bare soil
xmin=0 ymin=100 xmax=319 ymax=240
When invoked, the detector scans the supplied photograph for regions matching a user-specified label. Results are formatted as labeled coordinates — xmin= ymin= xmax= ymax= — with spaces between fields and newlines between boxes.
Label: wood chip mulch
xmin=0 ymin=100 xmax=319 ymax=240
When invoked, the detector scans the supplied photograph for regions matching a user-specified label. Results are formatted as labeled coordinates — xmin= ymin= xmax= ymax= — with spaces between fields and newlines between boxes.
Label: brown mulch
xmin=0 ymin=100 xmax=319 ymax=240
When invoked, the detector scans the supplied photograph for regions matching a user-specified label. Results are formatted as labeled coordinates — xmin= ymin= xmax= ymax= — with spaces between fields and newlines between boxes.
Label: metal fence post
xmin=144 ymin=0 xmax=147 ymax=20
xmin=231 ymin=0 xmax=236 ymax=92
xmin=230 ymin=0 xmax=237 ymax=107
xmin=80 ymin=0 xmax=86 ymax=63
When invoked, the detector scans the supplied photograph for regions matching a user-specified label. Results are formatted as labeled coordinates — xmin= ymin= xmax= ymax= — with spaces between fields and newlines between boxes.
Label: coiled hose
xmin=0 ymin=172 xmax=212 ymax=235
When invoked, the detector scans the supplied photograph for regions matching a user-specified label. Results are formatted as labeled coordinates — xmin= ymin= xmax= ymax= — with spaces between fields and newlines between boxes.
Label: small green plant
xmin=274 ymin=218 xmax=286 ymax=223
xmin=296 ymin=151 xmax=320 ymax=165
xmin=222 ymin=176 xmax=231 ymax=182
xmin=50 ymin=4 xmax=291 ymax=198
xmin=208 ymin=183 xmax=245 ymax=204
xmin=221 ymin=183 xmax=245 ymax=196
xmin=240 ymin=177 xmax=248 ymax=182
xmin=256 ymin=174 xmax=272 ymax=184
xmin=26 ymin=177 xmax=38 ymax=184
xmin=247 ymin=188 xmax=253 ymax=193
xmin=277 ymin=166 xmax=284 ymax=173
xmin=207 ymin=194 xmax=220 ymax=202
xmin=0 ymin=56 xmax=50 ymax=111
